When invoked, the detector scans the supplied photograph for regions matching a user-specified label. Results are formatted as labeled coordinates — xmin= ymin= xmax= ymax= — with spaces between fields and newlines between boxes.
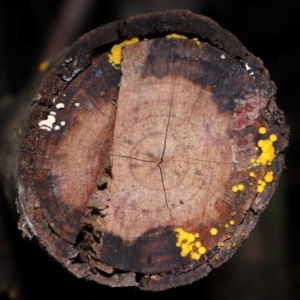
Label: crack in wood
xmin=157 ymin=79 xmax=176 ymax=224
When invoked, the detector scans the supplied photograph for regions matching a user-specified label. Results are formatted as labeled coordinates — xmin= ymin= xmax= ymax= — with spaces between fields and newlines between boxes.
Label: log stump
xmin=15 ymin=10 xmax=288 ymax=290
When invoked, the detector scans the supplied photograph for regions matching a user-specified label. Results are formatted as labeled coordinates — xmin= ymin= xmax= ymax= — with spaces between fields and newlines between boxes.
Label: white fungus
xmin=50 ymin=111 xmax=56 ymax=115
xmin=220 ymin=54 xmax=226 ymax=59
xmin=38 ymin=115 xmax=56 ymax=131
xmin=60 ymin=121 xmax=66 ymax=126
xmin=75 ymin=103 xmax=80 ymax=107
xmin=56 ymin=103 xmax=65 ymax=109
xmin=54 ymin=125 xmax=60 ymax=131
xmin=245 ymin=63 xmax=251 ymax=71
xmin=39 ymin=126 xmax=51 ymax=131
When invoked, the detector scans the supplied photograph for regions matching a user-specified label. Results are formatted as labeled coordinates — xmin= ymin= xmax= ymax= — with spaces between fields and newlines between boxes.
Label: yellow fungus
xmin=174 ymin=228 xmax=206 ymax=261
xmin=166 ymin=33 xmax=188 ymax=39
xmin=229 ymin=220 xmax=235 ymax=226
xmin=232 ymin=185 xmax=238 ymax=192
xmin=237 ymin=183 xmax=244 ymax=191
xmin=225 ymin=223 xmax=229 ymax=228
xmin=198 ymin=247 xmax=206 ymax=255
xmin=108 ymin=37 xmax=139 ymax=66
xmin=241 ymin=232 xmax=246 ymax=237
xmin=181 ymin=243 xmax=188 ymax=249
xmin=195 ymin=241 xmax=201 ymax=248
xmin=264 ymin=171 xmax=274 ymax=183
xmin=187 ymin=233 xmax=195 ymax=243
xmin=181 ymin=251 xmax=188 ymax=257
xmin=259 ymin=127 xmax=267 ymax=134
xmin=249 ymin=171 xmax=256 ymax=178
xmin=38 ymin=60 xmax=50 ymax=72
xmin=257 ymin=185 xmax=264 ymax=193
xmin=192 ymin=37 xmax=201 ymax=46
xmin=191 ymin=252 xmax=201 ymax=260
xmin=269 ymin=134 xmax=278 ymax=142
xmin=210 ymin=228 xmax=218 ymax=236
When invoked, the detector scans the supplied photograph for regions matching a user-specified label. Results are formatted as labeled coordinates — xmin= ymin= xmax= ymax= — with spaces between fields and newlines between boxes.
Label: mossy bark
xmin=1 ymin=10 xmax=289 ymax=291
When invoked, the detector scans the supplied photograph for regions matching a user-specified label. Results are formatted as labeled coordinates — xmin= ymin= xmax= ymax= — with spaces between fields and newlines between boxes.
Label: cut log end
xmin=16 ymin=10 xmax=289 ymax=291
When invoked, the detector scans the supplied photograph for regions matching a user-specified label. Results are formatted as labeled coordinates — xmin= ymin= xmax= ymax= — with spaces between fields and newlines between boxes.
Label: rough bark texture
xmin=7 ymin=10 xmax=288 ymax=291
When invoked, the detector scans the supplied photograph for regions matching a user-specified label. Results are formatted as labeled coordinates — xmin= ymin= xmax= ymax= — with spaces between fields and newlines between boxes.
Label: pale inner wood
xmin=104 ymin=40 xmax=234 ymax=240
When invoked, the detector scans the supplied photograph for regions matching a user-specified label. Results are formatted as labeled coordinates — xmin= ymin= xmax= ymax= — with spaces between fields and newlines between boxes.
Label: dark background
xmin=0 ymin=1 xmax=299 ymax=299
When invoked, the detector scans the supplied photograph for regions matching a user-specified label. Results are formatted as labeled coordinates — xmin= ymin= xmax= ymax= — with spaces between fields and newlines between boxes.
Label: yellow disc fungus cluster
xmin=256 ymin=170 xmax=274 ymax=193
xmin=232 ymin=127 xmax=277 ymax=195
xmin=174 ymin=228 xmax=207 ymax=260
xmin=108 ymin=37 xmax=139 ymax=67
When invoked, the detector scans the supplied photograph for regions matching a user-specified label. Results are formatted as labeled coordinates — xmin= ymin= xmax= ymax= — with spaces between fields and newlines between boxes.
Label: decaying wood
xmin=3 ymin=10 xmax=288 ymax=291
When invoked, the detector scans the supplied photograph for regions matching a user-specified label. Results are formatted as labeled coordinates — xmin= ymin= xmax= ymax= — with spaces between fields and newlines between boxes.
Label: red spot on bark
xmin=235 ymin=108 xmax=243 ymax=116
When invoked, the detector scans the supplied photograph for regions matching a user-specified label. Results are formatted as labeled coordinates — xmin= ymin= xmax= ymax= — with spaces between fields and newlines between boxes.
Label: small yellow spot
xmin=269 ymin=134 xmax=278 ymax=142
xmin=229 ymin=220 xmax=235 ymax=226
xmin=237 ymin=184 xmax=244 ymax=191
xmin=257 ymin=185 xmax=264 ymax=193
xmin=241 ymin=232 xmax=246 ymax=237
xmin=259 ymin=127 xmax=267 ymax=134
xmin=192 ymin=37 xmax=201 ymax=46
xmin=187 ymin=233 xmax=195 ymax=243
xmin=210 ymin=228 xmax=218 ymax=236
xmin=225 ymin=223 xmax=229 ymax=228
xmin=38 ymin=60 xmax=50 ymax=72
xmin=195 ymin=241 xmax=201 ymax=248
xmin=249 ymin=171 xmax=256 ymax=178
xmin=232 ymin=185 xmax=238 ymax=192
xmin=264 ymin=171 xmax=274 ymax=183
xmin=181 ymin=250 xmax=188 ymax=257
xmin=191 ymin=252 xmax=201 ymax=260
xmin=198 ymin=246 xmax=206 ymax=255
